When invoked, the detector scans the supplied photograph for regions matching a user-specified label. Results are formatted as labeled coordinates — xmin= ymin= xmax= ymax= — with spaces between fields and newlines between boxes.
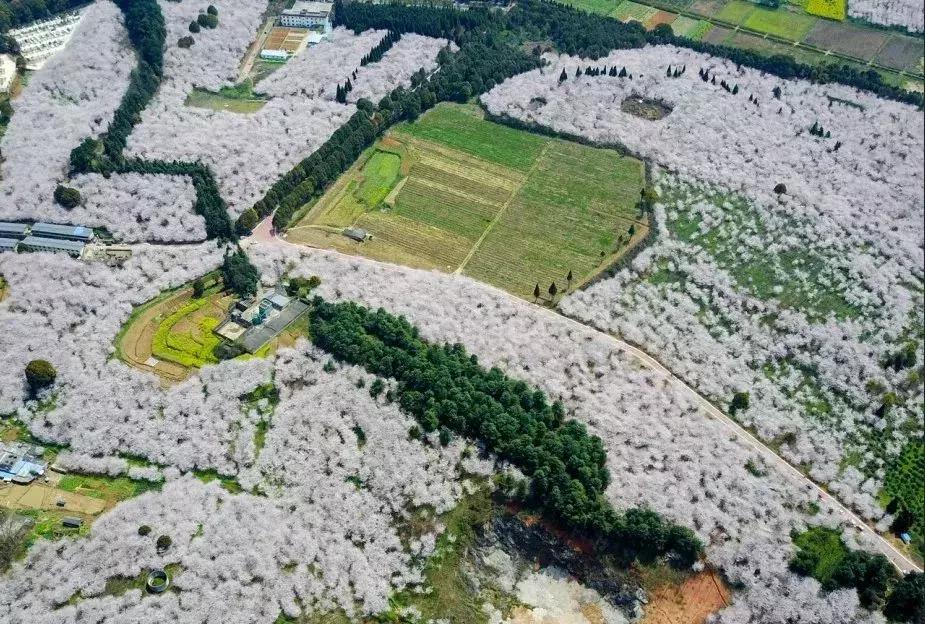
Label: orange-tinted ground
xmin=641 ymin=569 xmax=732 ymax=624
xmin=264 ymin=27 xmax=309 ymax=53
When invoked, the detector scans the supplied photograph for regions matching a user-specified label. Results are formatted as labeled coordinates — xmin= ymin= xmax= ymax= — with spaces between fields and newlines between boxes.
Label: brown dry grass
xmin=641 ymin=569 xmax=731 ymax=624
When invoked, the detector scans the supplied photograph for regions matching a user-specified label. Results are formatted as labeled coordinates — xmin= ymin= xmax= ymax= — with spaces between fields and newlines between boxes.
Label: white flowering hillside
xmin=0 ymin=1 xmax=132 ymax=222
xmin=849 ymin=0 xmax=924 ymax=32
xmin=482 ymin=45 xmax=924 ymax=526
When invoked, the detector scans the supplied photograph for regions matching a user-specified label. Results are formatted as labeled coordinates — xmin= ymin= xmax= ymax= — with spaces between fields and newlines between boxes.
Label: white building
xmin=9 ymin=10 xmax=82 ymax=70
xmin=278 ymin=1 xmax=333 ymax=29
xmin=260 ymin=49 xmax=289 ymax=62
xmin=0 ymin=54 xmax=15 ymax=93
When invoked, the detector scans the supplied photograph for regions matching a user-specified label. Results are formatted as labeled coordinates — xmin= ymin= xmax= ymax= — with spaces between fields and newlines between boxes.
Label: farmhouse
xmin=343 ymin=227 xmax=368 ymax=242
xmin=9 ymin=11 xmax=82 ymax=70
xmin=278 ymin=1 xmax=333 ymax=29
xmin=214 ymin=287 xmax=309 ymax=353
xmin=18 ymin=235 xmax=85 ymax=256
xmin=0 ymin=53 xmax=15 ymax=93
xmin=0 ymin=441 xmax=47 ymax=484
xmin=82 ymin=244 xmax=132 ymax=265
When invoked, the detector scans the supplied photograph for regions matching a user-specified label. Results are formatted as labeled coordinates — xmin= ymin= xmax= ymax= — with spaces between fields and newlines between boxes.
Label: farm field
xmin=287 ymin=103 xmax=648 ymax=299
xmin=184 ymin=80 xmax=269 ymax=114
xmin=114 ymin=275 xmax=231 ymax=382
xmin=583 ymin=0 xmax=924 ymax=88
xmin=263 ymin=26 xmax=310 ymax=54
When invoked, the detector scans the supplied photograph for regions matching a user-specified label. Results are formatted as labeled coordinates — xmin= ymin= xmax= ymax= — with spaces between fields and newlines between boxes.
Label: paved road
xmin=246 ymin=230 xmax=922 ymax=574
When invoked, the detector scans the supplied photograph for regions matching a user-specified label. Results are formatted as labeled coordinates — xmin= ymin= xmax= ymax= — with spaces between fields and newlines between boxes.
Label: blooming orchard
xmin=848 ymin=0 xmax=924 ymax=32
xmin=69 ymin=173 xmax=205 ymax=243
xmin=482 ymin=44 xmax=924 ymax=526
xmin=0 ymin=2 xmax=132 ymax=222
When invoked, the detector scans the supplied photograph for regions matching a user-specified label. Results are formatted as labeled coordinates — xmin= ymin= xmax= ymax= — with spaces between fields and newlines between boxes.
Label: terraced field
xmin=287 ymin=103 xmax=648 ymax=299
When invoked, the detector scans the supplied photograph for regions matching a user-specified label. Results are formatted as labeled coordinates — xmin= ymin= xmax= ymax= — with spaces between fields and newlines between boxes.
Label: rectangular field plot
xmin=804 ymin=0 xmax=845 ymax=20
xmin=742 ymin=7 xmax=816 ymax=40
xmin=874 ymin=36 xmax=925 ymax=72
xmin=561 ymin=0 xmax=624 ymax=15
xmin=464 ymin=141 xmax=645 ymax=297
xmin=803 ymin=20 xmax=889 ymax=59
xmin=612 ymin=0 xmax=660 ymax=22
xmin=264 ymin=27 xmax=309 ymax=53
xmin=395 ymin=104 xmax=546 ymax=172
xmin=714 ymin=0 xmax=755 ymax=24
xmin=289 ymin=103 xmax=647 ymax=300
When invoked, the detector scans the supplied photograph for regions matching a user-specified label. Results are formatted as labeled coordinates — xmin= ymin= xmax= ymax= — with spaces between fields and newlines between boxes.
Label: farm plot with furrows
xmin=290 ymin=103 xmax=648 ymax=299
xmin=393 ymin=177 xmax=503 ymax=241
xmin=354 ymin=211 xmax=472 ymax=270
xmin=464 ymin=141 xmax=646 ymax=297
xmin=396 ymin=104 xmax=547 ymax=171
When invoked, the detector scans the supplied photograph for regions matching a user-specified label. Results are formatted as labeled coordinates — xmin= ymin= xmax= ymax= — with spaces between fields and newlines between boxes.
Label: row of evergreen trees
xmin=361 ymin=30 xmax=400 ymax=66
xmin=334 ymin=0 xmax=922 ymax=107
xmin=309 ymin=298 xmax=703 ymax=566
xmin=65 ymin=0 xmax=233 ymax=241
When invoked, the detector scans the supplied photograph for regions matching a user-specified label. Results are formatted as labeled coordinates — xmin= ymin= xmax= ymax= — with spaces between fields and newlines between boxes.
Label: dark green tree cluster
xmin=0 ymin=0 xmax=84 ymax=32
xmin=884 ymin=572 xmax=925 ymax=623
xmin=53 ymin=184 xmax=81 ymax=209
xmin=791 ymin=528 xmax=921 ymax=619
xmin=24 ymin=359 xmax=56 ymax=397
xmin=100 ymin=0 xmax=164 ymax=161
xmin=332 ymin=1 xmax=493 ymax=39
xmin=308 ymin=298 xmax=703 ymax=567
xmin=197 ymin=10 xmax=217 ymax=29
xmin=334 ymin=78 xmax=353 ymax=104
xmin=361 ymin=30 xmax=400 ymax=66
xmin=809 ymin=121 xmax=831 ymax=138
xmin=220 ymin=249 xmax=260 ymax=298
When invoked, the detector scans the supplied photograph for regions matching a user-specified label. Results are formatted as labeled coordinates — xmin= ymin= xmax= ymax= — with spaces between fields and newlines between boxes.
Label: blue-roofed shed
xmin=0 ymin=237 xmax=18 ymax=252
xmin=31 ymin=222 xmax=94 ymax=242
xmin=19 ymin=236 xmax=86 ymax=256
xmin=0 ymin=221 xmax=29 ymax=239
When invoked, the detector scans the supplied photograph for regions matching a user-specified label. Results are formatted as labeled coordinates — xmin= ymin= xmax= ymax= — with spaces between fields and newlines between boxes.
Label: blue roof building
xmin=0 ymin=237 xmax=18 ymax=252
xmin=0 ymin=221 xmax=29 ymax=239
xmin=31 ymin=222 xmax=94 ymax=242
xmin=19 ymin=235 xmax=86 ymax=256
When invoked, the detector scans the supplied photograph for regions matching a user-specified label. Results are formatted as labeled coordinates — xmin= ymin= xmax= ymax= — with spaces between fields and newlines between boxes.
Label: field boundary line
xmin=454 ymin=142 xmax=552 ymax=274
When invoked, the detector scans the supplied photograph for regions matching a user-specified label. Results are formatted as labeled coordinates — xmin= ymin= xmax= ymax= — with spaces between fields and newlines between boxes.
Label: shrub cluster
xmin=309 ymin=298 xmax=703 ymax=566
